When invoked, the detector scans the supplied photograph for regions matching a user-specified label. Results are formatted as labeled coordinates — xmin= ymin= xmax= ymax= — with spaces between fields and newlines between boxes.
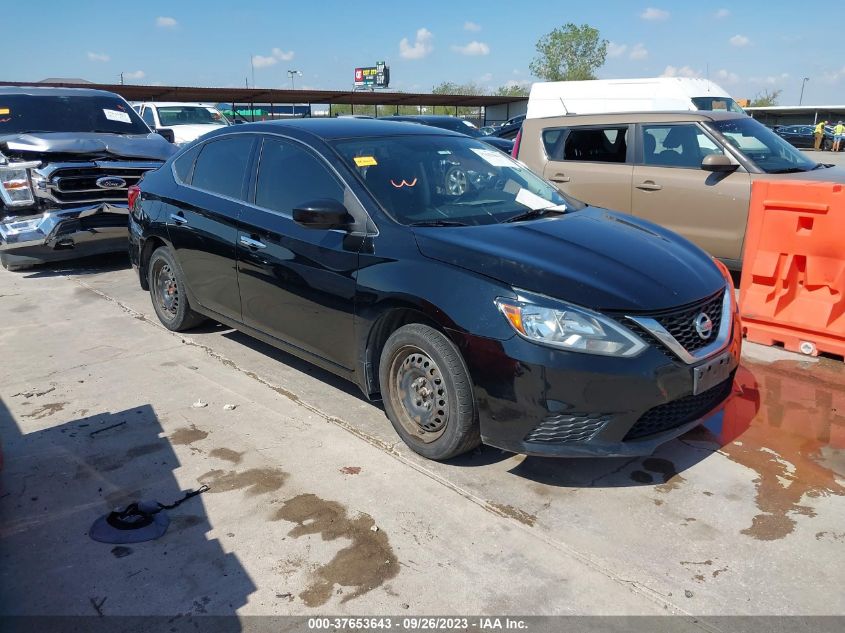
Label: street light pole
xmin=800 ymin=77 xmax=810 ymax=106
xmin=287 ymin=69 xmax=302 ymax=117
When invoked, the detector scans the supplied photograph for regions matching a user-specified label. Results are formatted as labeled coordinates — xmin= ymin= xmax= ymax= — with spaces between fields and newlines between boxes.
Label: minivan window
xmin=255 ymin=138 xmax=343 ymax=214
xmin=191 ymin=136 xmax=254 ymax=200
xmin=551 ymin=127 xmax=628 ymax=163
xmin=642 ymin=124 xmax=724 ymax=168
xmin=708 ymin=117 xmax=818 ymax=173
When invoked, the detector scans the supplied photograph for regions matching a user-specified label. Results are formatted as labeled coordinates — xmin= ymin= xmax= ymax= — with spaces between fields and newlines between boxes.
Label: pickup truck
xmin=0 ymin=86 xmax=175 ymax=270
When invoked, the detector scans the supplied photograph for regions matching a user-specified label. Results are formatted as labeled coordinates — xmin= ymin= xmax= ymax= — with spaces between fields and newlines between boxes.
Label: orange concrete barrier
xmin=739 ymin=180 xmax=845 ymax=359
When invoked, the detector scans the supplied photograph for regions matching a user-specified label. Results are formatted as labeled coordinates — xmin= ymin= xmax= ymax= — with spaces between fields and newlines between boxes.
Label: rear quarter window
xmin=172 ymin=144 xmax=202 ymax=185
xmin=542 ymin=126 xmax=629 ymax=163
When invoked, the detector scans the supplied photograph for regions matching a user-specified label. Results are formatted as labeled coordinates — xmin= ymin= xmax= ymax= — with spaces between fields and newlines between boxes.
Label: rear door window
xmin=544 ymin=126 xmax=629 ymax=163
xmin=191 ymin=136 xmax=255 ymax=200
xmin=641 ymin=124 xmax=724 ymax=168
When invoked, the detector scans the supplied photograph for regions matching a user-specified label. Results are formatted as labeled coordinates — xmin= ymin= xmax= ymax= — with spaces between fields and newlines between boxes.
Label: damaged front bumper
xmin=0 ymin=203 xmax=129 ymax=269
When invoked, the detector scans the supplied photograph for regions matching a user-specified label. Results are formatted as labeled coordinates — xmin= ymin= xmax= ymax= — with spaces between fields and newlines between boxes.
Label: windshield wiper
xmin=503 ymin=207 xmax=563 ymax=223
xmin=408 ymin=219 xmax=469 ymax=227
xmin=768 ymin=167 xmax=809 ymax=174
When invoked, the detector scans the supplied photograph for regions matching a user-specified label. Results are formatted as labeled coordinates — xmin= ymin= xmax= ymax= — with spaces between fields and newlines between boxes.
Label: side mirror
xmin=293 ymin=199 xmax=351 ymax=230
xmin=701 ymin=153 xmax=737 ymax=172
xmin=155 ymin=128 xmax=176 ymax=143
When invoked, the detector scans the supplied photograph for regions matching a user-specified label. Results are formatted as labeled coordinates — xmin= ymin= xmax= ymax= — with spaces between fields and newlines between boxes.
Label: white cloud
xmin=715 ymin=8 xmax=730 ymax=18
xmin=729 ymin=34 xmax=750 ymax=47
xmin=464 ymin=21 xmax=481 ymax=32
xmin=271 ymin=48 xmax=294 ymax=61
xmin=123 ymin=70 xmax=145 ymax=80
xmin=452 ymin=41 xmax=490 ymax=56
xmin=750 ymin=72 xmax=789 ymax=85
xmin=87 ymin=51 xmax=110 ymax=62
xmin=478 ymin=72 xmax=493 ymax=82
xmin=156 ymin=16 xmax=177 ymax=28
xmin=504 ymin=79 xmax=531 ymax=90
xmin=399 ymin=27 xmax=434 ymax=60
xmin=607 ymin=42 xmax=627 ymax=57
xmin=641 ymin=7 xmax=669 ymax=21
xmin=661 ymin=65 xmax=701 ymax=78
xmin=252 ymin=48 xmax=295 ymax=69
xmin=716 ymin=69 xmax=740 ymax=84
xmin=822 ymin=66 xmax=845 ymax=83
xmin=629 ymin=43 xmax=648 ymax=60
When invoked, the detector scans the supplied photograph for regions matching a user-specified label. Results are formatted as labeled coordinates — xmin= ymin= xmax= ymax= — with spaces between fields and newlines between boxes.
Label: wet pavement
xmin=0 ymin=255 xmax=843 ymax=619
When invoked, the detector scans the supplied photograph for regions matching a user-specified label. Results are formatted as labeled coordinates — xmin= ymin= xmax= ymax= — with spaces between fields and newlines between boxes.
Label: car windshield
xmin=0 ymin=94 xmax=150 ymax=135
xmin=691 ymin=96 xmax=745 ymax=114
xmin=708 ymin=117 xmax=819 ymax=173
xmin=333 ymin=135 xmax=581 ymax=226
xmin=156 ymin=106 xmax=229 ymax=126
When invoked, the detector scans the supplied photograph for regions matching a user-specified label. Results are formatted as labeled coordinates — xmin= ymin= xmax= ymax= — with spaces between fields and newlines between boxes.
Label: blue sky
xmin=6 ymin=1 xmax=845 ymax=104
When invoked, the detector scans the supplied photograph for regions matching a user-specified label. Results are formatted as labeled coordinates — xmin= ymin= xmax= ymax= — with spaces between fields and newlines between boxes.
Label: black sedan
xmin=386 ymin=115 xmax=514 ymax=153
xmin=129 ymin=119 xmax=740 ymax=460
xmin=774 ymin=124 xmax=833 ymax=150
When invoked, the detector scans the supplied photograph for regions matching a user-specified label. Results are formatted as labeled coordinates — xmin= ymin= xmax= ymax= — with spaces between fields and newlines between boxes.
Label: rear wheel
xmin=823 ymin=138 xmax=832 ymax=151
xmin=379 ymin=324 xmax=480 ymax=460
xmin=147 ymin=246 xmax=205 ymax=331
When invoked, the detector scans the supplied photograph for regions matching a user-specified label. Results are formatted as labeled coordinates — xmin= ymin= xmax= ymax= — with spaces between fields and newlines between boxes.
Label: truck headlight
xmin=0 ymin=162 xmax=39 ymax=207
xmin=495 ymin=296 xmax=647 ymax=357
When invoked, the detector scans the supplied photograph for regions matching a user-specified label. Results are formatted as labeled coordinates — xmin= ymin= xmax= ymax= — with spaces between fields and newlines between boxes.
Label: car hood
xmin=753 ymin=165 xmax=845 ymax=182
xmin=161 ymin=124 xmax=225 ymax=144
xmin=413 ymin=207 xmax=725 ymax=312
xmin=481 ymin=136 xmax=515 ymax=152
xmin=0 ymin=132 xmax=175 ymax=161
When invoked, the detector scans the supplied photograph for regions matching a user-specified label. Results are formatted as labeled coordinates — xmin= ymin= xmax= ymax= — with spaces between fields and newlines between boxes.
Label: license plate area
xmin=693 ymin=350 xmax=737 ymax=395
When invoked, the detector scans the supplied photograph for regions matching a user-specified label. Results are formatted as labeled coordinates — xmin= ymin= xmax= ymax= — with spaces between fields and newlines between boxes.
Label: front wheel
xmin=379 ymin=324 xmax=480 ymax=460
xmin=147 ymin=246 xmax=205 ymax=331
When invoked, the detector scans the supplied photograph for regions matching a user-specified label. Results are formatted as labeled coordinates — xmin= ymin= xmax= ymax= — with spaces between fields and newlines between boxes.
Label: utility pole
xmin=800 ymin=77 xmax=810 ymax=106
xmin=250 ymin=54 xmax=255 ymax=89
xmin=120 ymin=72 xmax=124 ymax=85
xmin=287 ymin=69 xmax=302 ymax=117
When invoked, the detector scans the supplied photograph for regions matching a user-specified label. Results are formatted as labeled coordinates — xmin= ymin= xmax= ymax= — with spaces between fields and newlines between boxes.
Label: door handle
xmin=170 ymin=213 xmax=188 ymax=225
xmin=549 ymin=173 xmax=571 ymax=183
xmin=636 ymin=181 xmax=663 ymax=191
xmin=239 ymin=236 xmax=267 ymax=249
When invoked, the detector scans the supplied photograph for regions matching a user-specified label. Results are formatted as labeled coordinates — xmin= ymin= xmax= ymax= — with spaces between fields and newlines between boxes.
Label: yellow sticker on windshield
xmin=0 ymin=108 xmax=9 ymax=115
xmin=354 ymin=156 xmax=377 ymax=167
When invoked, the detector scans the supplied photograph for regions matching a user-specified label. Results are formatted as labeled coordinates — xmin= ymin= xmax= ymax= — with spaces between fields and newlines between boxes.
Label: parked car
xmin=495 ymin=121 xmax=522 ymax=141
xmin=130 ymin=119 xmax=740 ymax=461
xmin=504 ymin=114 xmax=526 ymax=127
xmin=131 ymin=102 xmax=230 ymax=146
xmin=0 ymin=86 xmax=176 ymax=270
xmin=515 ymin=110 xmax=843 ymax=270
xmin=773 ymin=124 xmax=833 ymax=150
xmin=479 ymin=126 xmax=497 ymax=135
xmin=386 ymin=115 xmax=514 ymax=153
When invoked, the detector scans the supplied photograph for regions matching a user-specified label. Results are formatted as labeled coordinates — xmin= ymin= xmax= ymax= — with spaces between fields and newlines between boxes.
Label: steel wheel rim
xmin=389 ymin=345 xmax=449 ymax=443
xmin=446 ymin=168 xmax=468 ymax=196
xmin=154 ymin=261 xmax=179 ymax=320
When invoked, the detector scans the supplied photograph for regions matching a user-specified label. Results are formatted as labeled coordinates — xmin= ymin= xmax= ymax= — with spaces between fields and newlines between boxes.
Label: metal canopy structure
xmin=4 ymin=80 xmax=525 ymax=108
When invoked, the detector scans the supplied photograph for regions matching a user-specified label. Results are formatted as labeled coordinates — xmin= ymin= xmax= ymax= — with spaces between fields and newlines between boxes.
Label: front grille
xmin=525 ymin=413 xmax=611 ymax=444
xmin=651 ymin=290 xmax=724 ymax=354
xmin=623 ymin=375 xmax=734 ymax=441
xmin=47 ymin=166 xmax=151 ymax=205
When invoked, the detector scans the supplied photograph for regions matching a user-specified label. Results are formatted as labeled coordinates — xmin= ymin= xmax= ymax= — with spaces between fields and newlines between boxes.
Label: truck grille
xmin=623 ymin=375 xmax=734 ymax=441
xmin=38 ymin=161 xmax=160 ymax=206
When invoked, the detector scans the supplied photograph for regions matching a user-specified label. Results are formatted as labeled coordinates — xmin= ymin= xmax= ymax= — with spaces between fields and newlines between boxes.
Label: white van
xmin=526 ymin=77 xmax=743 ymax=119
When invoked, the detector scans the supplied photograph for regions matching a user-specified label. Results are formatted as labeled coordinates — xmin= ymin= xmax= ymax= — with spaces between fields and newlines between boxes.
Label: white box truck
xmin=526 ymin=77 xmax=743 ymax=119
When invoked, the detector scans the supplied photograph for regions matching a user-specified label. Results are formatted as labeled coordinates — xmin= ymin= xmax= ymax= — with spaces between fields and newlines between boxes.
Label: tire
xmin=379 ymin=324 xmax=480 ymax=460
xmin=147 ymin=246 xmax=205 ymax=331
xmin=0 ymin=253 xmax=34 ymax=272
xmin=823 ymin=139 xmax=832 ymax=151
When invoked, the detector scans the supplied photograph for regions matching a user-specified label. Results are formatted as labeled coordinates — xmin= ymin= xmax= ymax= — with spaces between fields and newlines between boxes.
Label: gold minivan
xmin=515 ymin=111 xmax=844 ymax=269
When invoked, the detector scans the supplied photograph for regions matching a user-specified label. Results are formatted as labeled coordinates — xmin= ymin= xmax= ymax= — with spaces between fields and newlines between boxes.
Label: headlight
xmin=0 ymin=161 xmax=39 ymax=207
xmin=495 ymin=295 xmax=647 ymax=357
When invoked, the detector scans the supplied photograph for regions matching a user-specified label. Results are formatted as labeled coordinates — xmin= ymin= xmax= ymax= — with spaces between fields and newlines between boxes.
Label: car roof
xmin=133 ymin=102 xmax=220 ymax=107
xmin=386 ymin=115 xmax=463 ymax=122
xmin=0 ymin=85 xmax=124 ymax=99
xmin=222 ymin=118 xmax=466 ymax=139
xmin=525 ymin=110 xmax=748 ymax=125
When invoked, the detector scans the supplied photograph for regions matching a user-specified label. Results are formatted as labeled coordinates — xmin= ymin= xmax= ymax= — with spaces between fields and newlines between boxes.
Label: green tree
xmin=749 ymin=89 xmax=782 ymax=107
xmin=494 ymin=84 xmax=529 ymax=97
xmin=529 ymin=23 xmax=607 ymax=81
xmin=431 ymin=81 xmax=485 ymax=116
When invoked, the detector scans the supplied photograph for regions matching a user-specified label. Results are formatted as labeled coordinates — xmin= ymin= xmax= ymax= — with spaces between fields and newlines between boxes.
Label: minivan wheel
xmin=147 ymin=246 xmax=205 ymax=332
xmin=379 ymin=324 xmax=480 ymax=460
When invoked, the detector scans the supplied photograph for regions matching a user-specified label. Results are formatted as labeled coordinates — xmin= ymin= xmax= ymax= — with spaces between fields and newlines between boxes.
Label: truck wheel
xmin=147 ymin=246 xmax=205 ymax=331
xmin=379 ymin=324 xmax=480 ymax=460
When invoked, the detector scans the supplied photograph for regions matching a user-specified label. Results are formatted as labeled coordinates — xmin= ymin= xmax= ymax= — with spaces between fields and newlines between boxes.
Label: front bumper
xmin=0 ymin=203 xmax=129 ymax=267
xmin=449 ymin=308 xmax=742 ymax=457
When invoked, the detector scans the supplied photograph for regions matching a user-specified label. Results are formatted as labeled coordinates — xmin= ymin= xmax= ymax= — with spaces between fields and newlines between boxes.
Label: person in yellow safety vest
xmin=834 ymin=121 xmax=845 ymax=152
xmin=814 ymin=120 xmax=829 ymax=150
